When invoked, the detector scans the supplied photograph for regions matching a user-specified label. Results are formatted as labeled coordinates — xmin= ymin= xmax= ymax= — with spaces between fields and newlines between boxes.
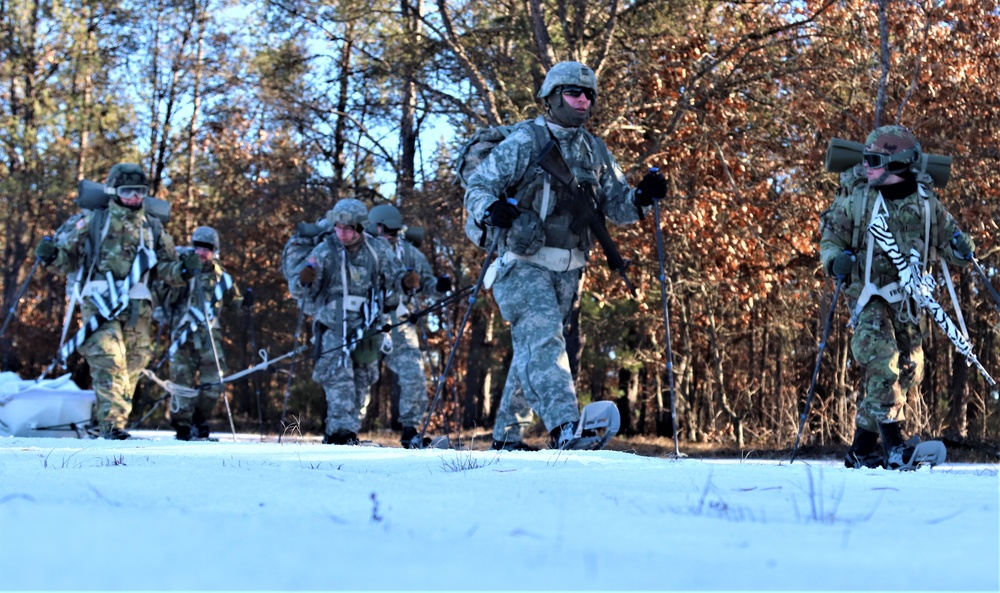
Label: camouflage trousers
xmin=168 ymin=328 xmax=226 ymax=429
xmin=492 ymin=260 xmax=582 ymax=433
xmin=850 ymin=298 xmax=924 ymax=433
xmin=492 ymin=377 xmax=534 ymax=442
xmin=313 ymin=326 xmax=379 ymax=435
xmin=384 ymin=315 xmax=430 ymax=429
xmin=78 ymin=303 xmax=154 ymax=432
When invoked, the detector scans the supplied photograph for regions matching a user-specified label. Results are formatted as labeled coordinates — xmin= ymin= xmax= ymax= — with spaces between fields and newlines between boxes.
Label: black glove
xmin=484 ymin=200 xmax=521 ymax=229
xmin=34 ymin=237 xmax=57 ymax=264
xmin=634 ymin=170 xmax=667 ymax=207
xmin=829 ymin=250 xmax=856 ymax=278
xmin=299 ymin=264 xmax=316 ymax=286
xmin=951 ymin=231 xmax=974 ymax=260
xmin=242 ymin=287 xmax=255 ymax=308
xmin=435 ymin=274 xmax=452 ymax=294
xmin=180 ymin=250 xmax=202 ymax=280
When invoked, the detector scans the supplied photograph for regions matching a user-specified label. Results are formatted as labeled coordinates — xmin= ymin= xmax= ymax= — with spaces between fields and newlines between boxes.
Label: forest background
xmin=2 ymin=0 xmax=998 ymax=455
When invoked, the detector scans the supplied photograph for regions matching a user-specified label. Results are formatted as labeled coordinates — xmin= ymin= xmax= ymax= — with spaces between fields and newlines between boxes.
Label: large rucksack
xmin=454 ymin=119 xmax=549 ymax=249
xmin=281 ymin=219 xmax=331 ymax=313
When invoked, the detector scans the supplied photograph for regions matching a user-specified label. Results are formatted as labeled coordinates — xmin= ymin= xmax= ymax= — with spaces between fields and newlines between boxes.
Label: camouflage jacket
xmin=45 ymin=200 xmax=186 ymax=319
xmin=464 ymin=117 xmax=645 ymax=255
xmin=820 ymin=182 xmax=971 ymax=302
xmin=165 ymin=259 xmax=243 ymax=337
xmin=383 ymin=237 xmax=441 ymax=311
xmin=296 ymin=234 xmax=405 ymax=332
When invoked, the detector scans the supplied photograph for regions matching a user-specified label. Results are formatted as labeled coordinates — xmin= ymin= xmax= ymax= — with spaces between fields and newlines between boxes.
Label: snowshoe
xmin=887 ymin=440 xmax=946 ymax=470
xmin=552 ymin=401 xmax=620 ymax=451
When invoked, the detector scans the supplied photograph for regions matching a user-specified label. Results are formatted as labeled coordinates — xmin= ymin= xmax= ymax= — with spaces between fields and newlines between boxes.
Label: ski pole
xmin=649 ymin=173 xmax=684 ymax=458
xmin=243 ymin=288 xmax=264 ymax=440
xmin=199 ymin=281 xmax=237 ymax=441
xmin=0 ymin=257 xmax=41 ymax=340
xmin=970 ymin=257 xmax=1000 ymax=313
xmin=417 ymin=230 xmax=503 ymax=446
xmin=278 ymin=302 xmax=305 ymax=443
xmin=791 ymin=276 xmax=844 ymax=463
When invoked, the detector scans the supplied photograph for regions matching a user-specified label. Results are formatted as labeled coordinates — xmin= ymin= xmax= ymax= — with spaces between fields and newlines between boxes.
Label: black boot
xmin=174 ymin=425 xmax=192 ymax=441
xmin=101 ymin=426 xmax=133 ymax=440
xmin=878 ymin=421 xmax=915 ymax=470
xmin=490 ymin=438 xmax=538 ymax=452
xmin=844 ymin=429 xmax=882 ymax=468
xmin=400 ymin=426 xmax=431 ymax=449
xmin=192 ymin=422 xmax=215 ymax=441
xmin=323 ymin=431 xmax=359 ymax=445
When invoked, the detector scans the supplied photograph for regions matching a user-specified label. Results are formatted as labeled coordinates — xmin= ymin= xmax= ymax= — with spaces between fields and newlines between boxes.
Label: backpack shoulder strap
xmin=850 ymin=184 xmax=869 ymax=252
xmin=86 ymin=209 xmax=111 ymax=279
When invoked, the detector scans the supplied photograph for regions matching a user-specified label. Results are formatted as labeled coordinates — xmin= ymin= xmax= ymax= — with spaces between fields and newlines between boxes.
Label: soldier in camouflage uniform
xmin=164 ymin=226 xmax=244 ymax=441
xmin=464 ymin=61 xmax=667 ymax=450
xmin=368 ymin=204 xmax=452 ymax=448
xmin=820 ymin=126 xmax=974 ymax=469
xmin=35 ymin=163 xmax=196 ymax=439
xmin=296 ymin=199 xmax=416 ymax=444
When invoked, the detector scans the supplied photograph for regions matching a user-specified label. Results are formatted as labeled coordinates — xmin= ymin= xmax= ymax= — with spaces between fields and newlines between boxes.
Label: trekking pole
xmin=200 ymin=285 xmax=237 ymax=441
xmin=0 ymin=257 xmax=41 ymax=341
xmin=243 ymin=288 xmax=264 ymax=440
xmin=650 ymin=178 xmax=684 ymax=458
xmin=278 ymin=302 xmax=305 ymax=443
xmin=970 ymin=257 xmax=1000 ymax=313
xmin=417 ymin=230 xmax=503 ymax=446
xmin=790 ymin=276 xmax=844 ymax=463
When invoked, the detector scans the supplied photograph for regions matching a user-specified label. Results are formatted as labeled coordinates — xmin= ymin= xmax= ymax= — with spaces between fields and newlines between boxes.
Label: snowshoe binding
xmin=552 ymin=401 xmax=621 ymax=451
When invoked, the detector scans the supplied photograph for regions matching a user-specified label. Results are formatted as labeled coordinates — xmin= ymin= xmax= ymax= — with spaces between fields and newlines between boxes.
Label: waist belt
xmin=502 ymin=247 xmax=586 ymax=272
xmin=82 ymin=279 xmax=152 ymax=301
xmin=327 ymin=295 xmax=367 ymax=313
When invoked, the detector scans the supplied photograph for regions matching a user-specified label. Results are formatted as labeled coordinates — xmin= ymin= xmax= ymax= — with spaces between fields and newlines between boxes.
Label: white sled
xmin=0 ymin=372 xmax=95 ymax=438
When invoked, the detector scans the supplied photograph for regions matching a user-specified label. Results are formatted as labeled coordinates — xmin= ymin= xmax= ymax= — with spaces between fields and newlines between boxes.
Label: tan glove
xmin=403 ymin=270 xmax=420 ymax=290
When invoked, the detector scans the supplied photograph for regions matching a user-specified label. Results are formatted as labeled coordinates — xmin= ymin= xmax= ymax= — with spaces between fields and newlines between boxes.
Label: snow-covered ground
xmin=0 ymin=433 xmax=997 ymax=592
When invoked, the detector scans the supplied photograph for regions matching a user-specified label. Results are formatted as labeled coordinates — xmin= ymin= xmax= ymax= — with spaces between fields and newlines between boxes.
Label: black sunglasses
xmin=561 ymin=86 xmax=596 ymax=102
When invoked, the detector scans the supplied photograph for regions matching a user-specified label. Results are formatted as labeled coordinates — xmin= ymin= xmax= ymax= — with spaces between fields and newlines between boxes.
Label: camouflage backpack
xmin=454 ymin=119 xmax=550 ymax=249
xmin=280 ymin=219 xmax=332 ymax=314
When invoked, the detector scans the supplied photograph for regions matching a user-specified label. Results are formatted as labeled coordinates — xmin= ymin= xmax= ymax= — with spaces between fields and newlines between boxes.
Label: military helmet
xmin=191 ymin=226 xmax=220 ymax=252
xmin=327 ymin=198 xmax=368 ymax=228
xmin=105 ymin=163 xmax=148 ymax=189
xmin=863 ymin=126 xmax=921 ymax=172
xmin=537 ymin=61 xmax=598 ymax=100
xmin=368 ymin=204 xmax=403 ymax=231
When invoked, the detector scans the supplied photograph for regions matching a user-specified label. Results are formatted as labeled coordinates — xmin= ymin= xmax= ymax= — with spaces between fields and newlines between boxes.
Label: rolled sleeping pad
xmin=76 ymin=179 xmax=171 ymax=222
xmin=825 ymin=137 xmax=951 ymax=188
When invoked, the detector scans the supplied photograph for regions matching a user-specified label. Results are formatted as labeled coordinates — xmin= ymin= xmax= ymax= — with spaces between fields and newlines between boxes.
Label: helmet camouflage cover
xmin=191 ymin=226 xmax=220 ymax=251
xmin=864 ymin=125 xmax=921 ymax=171
xmin=537 ymin=61 xmax=598 ymax=100
xmin=105 ymin=163 xmax=148 ymax=188
xmin=327 ymin=198 xmax=368 ymax=228
xmin=368 ymin=203 xmax=403 ymax=230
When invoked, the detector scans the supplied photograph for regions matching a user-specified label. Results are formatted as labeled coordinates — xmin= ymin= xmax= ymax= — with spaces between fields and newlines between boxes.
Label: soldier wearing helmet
xmin=33 ymin=162 xmax=193 ymax=439
xmin=368 ymin=203 xmax=453 ymax=448
xmin=161 ymin=225 xmax=244 ymax=441
xmin=464 ymin=61 xmax=668 ymax=451
xmin=821 ymin=125 xmax=974 ymax=469
xmin=295 ymin=198 xmax=415 ymax=444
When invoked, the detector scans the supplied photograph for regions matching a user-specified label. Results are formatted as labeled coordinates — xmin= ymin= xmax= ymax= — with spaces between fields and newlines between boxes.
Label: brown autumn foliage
xmin=1 ymin=0 xmax=997 ymax=456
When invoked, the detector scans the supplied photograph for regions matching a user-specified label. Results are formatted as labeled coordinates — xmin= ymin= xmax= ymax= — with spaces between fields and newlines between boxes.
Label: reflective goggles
xmin=862 ymin=150 xmax=912 ymax=169
xmin=115 ymin=185 xmax=149 ymax=198
xmin=561 ymin=86 xmax=596 ymax=102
